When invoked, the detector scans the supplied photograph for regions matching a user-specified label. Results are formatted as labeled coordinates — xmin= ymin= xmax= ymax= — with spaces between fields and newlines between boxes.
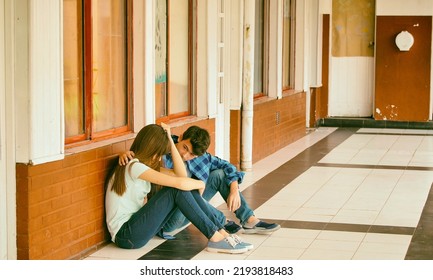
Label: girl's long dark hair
xmin=107 ymin=124 xmax=170 ymax=196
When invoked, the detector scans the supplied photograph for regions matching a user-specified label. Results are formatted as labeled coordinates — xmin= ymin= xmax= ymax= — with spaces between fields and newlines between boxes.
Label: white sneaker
xmin=206 ymin=236 xmax=249 ymax=254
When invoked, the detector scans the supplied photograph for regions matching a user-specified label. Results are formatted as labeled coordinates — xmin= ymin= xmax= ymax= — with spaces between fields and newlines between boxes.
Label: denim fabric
xmin=202 ymin=169 xmax=254 ymax=225
xmin=163 ymin=198 xmax=226 ymax=233
xmin=162 ymin=169 xmax=255 ymax=233
xmin=114 ymin=187 xmax=223 ymax=249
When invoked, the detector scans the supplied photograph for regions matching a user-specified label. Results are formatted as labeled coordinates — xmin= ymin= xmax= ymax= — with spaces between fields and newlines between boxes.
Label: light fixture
xmin=395 ymin=31 xmax=414 ymax=51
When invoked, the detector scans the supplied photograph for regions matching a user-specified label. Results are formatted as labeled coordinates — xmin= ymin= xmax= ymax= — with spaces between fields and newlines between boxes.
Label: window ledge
xmin=162 ymin=115 xmax=209 ymax=128
xmin=65 ymin=133 xmax=136 ymax=156
xmin=282 ymin=89 xmax=305 ymax=97
xmin=253 ymin=95 xmax=277 ymax=105
xmin=253 ymin=90 xmax=305 ymax=105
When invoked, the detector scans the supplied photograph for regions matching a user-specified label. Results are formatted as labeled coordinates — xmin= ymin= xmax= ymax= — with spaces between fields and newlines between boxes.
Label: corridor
xmin=85 ymin=127 xmax=433 ymax=260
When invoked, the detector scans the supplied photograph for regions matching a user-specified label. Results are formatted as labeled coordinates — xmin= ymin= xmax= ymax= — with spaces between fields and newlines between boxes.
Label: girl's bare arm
xmin=138 ymin=168 xmax=204 ymax=191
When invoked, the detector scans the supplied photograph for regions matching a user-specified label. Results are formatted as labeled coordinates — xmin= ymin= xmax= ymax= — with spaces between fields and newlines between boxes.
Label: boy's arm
xmin=206 ymin=154 xmax=244 ymax=211
xmin=119 ymin=151 xmax=135 ymax=166
xmin=208 ymin=154 xmax=245 ymax=185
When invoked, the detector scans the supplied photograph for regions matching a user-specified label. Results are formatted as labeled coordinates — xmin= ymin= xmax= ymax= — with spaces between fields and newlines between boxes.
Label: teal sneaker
xmin=206 ymin=236 xmax=249 ymax=254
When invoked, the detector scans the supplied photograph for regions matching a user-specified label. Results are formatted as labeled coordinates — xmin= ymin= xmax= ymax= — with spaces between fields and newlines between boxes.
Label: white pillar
xmin=241 ymin=0 xmax=255 ymax=171
xmin=1 ymin=0 xmax=17 ymax=260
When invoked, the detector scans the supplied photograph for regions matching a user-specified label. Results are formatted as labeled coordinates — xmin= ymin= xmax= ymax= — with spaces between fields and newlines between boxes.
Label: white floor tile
xmin=246 ymin=246 xmax=305 ymax=260
xmin=316 ymin=231 xmax=366 ymax=242
xmin=299 ymin=248 xmax=355 ymax=260
xmin=309 ymin=239 xmax=361 ymax=252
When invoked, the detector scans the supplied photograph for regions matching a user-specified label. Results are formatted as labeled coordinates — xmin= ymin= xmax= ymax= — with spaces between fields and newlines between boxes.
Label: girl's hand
xmin=119 ymin=151 xmax=135 ymax=166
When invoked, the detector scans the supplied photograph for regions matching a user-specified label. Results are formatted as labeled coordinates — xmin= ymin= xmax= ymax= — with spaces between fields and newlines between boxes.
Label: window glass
xmin=63 ymin=0 xmax=130 ymax=143
xmin=155 ymin=0 xmax=191 ymax=120
xmin=92 ymin=0 xmax=127 ymax=132
xmin=63 ymin=0 xmax=84 ymax=137
xmin=282 ymin=0 xmax=295 ymax=90
xmin=254 ymin=0 xmax=264 ymax=95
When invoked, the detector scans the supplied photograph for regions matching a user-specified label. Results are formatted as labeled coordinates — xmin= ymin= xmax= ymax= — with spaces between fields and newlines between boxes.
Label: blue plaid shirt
xmin=163 ymin=135 xmax=245 ymax=185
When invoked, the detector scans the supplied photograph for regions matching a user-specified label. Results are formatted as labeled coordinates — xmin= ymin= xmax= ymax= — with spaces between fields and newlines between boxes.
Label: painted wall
xmin=328 ymin=0 xmax=375 ymax=117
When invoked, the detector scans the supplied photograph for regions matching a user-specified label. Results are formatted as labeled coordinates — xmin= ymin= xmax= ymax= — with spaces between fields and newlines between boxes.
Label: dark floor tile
xmin=281 ymin=220 xmax=327 ymax=231
xmin=138 ymin=225 xmax=207 ymax=260
xmin=324 ymin=223 xmax=371 ymax=233
xmin=406 ymin=183 xmax=433 ymax=259
xmin=369 ymin=225 xmax=414 ymax=235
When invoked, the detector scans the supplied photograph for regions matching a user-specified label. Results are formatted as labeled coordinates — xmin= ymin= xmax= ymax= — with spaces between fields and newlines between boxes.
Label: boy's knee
xmin=209 ymin=169 xmax=225 ymax=180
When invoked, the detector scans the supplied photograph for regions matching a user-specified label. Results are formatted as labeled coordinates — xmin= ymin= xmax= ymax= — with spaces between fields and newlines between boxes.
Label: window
xmin=254 ymin=0 xmax=269 ymax=98
xmin=63 ymin=0 xmax=132 ymax=145
xmin=282 ymin=0 xmax=295 ymax=91
xmin=155 ymin=0 xmax=194 ymax=121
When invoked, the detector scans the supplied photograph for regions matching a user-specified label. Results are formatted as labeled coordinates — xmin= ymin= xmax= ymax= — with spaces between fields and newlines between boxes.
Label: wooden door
xmin=375 ymin=16 xmax=431 ymax=121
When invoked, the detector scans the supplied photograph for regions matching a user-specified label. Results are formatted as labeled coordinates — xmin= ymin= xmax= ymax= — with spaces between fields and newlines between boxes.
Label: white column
xmin=241 ymin=0 xmax=255 ymax=171
xmin=1 ymin=0 xmax=17 ymax=260
xmin=15 ymin=0 xmax=64 ymax=164
xmin=141 ymin=0 xmax=155 ymax=127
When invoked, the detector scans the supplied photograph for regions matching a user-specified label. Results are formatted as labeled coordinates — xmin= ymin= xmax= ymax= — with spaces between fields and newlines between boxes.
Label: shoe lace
xmin=230 ymin=234 xmax=243 ymax=245
xmin=225 ymin=236 xmax=238 ymax=248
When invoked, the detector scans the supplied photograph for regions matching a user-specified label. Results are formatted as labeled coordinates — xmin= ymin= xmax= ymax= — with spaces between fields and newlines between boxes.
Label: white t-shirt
xmin=105 ymin=159 xmax=151 ymax=242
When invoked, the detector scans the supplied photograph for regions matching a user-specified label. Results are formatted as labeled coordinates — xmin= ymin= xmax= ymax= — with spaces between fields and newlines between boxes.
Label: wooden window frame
xmin=282 ymin=0 xmax=296 ymax=94
xmin=65 ymin=0 xmax=133 ymax=146
xmin=156 ymin=0 xmax=194 ymax=124
xmin=254 ymin=0 xmax=269 ymax=100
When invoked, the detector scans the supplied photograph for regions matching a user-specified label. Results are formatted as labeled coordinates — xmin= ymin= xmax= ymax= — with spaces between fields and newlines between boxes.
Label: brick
xmin=28 ymin=217 xmax=43 ymax=233
xmin=16 ymin=163 xmax=29 ymax=178
xmin=51 ymin=168 xmax=74 ymax=184
xmin=61 ymin=229 xmax=80 ymax=244
xmin=71 ymin=163 xmax=92 ymax=178
xmin=28 ymin=160 xmax=63 ymax=177
xmin=79 ymin=150 xmax=97 ymax=163
xmin=87 ymin=160 xmax=106 ymax=173
xmin=96 ymin=145 xmax=112 ymax=159
xmin=31 ymin=174 xmax=54 ymax=191
xmin=62 ymin=153 xmax=81 ymax=168
xmin=111 ymin=141 xmax=127 ymax=155
xmin=51 ymin=194 xmax=72 ymax=210
xmin=41 ymin=236 xmax=62 ymax=255
xmin=45 ymin=247 xmax=71 ymax=260
xmin=41 ymin=205 xmax=77 ymax=226
xmin=29 ymin=201 xmax=52 ymax=219
xmin=68 ymin=239 xmax=89 ymax=256
xmin=78 ymin=223 xmax=96 ymax=238
xmin=61 ymin=178 xmax=83 ymax=194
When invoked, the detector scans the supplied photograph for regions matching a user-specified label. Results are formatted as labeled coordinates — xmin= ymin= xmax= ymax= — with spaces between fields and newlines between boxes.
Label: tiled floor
xmin=85 ymin=127 xmax=433 ymax=260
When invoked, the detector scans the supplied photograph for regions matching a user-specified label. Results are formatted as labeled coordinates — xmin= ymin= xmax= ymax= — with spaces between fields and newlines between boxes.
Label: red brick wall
xmin=252 ymin=92 xmax=306 ymax=162
xmin=15 ymin=118 xmax=215 ymax=260
xmin=16 ymin=141 xmax=130 ymax=259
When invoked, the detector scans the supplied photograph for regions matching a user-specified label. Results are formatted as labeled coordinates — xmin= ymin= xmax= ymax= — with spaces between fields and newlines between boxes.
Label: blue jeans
xmin=114 ymin=187 xmax=224 ymax=249
xmin=163 ymin=169 xmax=254 ymax=232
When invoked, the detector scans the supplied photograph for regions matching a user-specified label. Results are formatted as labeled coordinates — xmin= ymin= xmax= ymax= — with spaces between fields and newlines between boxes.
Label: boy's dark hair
xmin=182 ymin=126 xmax=210 ymax=156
